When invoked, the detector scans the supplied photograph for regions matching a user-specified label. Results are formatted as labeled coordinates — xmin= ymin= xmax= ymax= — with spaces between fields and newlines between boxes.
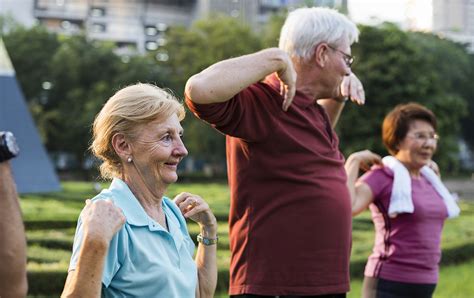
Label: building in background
xmin=1 ymin=0 xmax=346 ymax=54
xmin=432 ymin=0 xmax=474 ymax=52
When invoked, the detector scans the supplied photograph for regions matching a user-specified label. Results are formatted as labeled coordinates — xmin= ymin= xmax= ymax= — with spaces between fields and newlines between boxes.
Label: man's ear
xmin=111 ymin=133 xmax=132 ymax=162
xmin=314 ymin=43 xmax=329 ymax=68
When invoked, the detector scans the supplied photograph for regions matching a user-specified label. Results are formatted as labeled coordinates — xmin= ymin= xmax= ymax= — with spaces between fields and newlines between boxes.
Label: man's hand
xmin=82 ymin=199 xmax=126 ymax=246
xmin=276 ymin=54 xmax=297 ymax=111
xmin=338 ymin=73 xmax=365 ymax=105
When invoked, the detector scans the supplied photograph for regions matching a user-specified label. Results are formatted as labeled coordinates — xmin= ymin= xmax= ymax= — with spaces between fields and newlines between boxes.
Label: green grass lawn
xmin=21 ymin=181 xmax=474 ymax=296
xmin=346 ymin=258 xmax=474 ymax=298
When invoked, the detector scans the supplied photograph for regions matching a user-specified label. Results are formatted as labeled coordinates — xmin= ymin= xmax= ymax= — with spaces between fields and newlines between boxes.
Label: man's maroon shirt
xmin=186 ymin=75 xmax=351 ymax=296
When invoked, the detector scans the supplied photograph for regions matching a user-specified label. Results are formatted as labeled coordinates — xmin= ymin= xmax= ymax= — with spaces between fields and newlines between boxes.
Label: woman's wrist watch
xmin=197 ymin=234 xmax=218 ymax=246
xmin=0 ymin=131 xmax=20 ymax=162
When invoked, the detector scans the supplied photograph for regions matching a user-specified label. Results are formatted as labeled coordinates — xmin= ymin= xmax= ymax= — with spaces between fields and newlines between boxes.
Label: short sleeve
xmin=101 ymin=229 xmax=126 ymax=287
xmin=359 ymin=166 xmax=394 ymax=202
xmin=68 ymin=214 xmax=84 ymax=272
xmin=185 ymin=82 xmax=281 ymax=142
xmin=68 ymin=203 xmax=126 ymax=288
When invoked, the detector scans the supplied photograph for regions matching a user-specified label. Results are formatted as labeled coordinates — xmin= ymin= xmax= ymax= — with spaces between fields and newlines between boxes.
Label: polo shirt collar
xmin=107 ymin=178 xmax=181 ymax=234
xmin=264 ymin=74 xmax=315 ymax=109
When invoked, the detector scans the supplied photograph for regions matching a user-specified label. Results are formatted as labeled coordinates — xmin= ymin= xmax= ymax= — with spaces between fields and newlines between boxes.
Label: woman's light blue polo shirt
xmin=68 ymin=178 xmax=197 ymax=297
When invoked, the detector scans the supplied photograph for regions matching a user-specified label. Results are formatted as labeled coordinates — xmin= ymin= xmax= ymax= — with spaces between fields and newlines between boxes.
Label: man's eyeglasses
xmin=327 ymin=45 xmax=354 ymax=67
xmin=407 ymin=132 xmax=440 ymax=143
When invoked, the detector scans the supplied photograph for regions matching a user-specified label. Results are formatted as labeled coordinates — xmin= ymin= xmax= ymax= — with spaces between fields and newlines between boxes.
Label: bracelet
xmin=197 ymin=234 xmax=218 ymax=246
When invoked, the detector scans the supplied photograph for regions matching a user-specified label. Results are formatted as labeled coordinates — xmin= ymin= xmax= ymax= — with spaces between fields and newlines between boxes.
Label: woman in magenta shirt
xmin=345 ymin=103 xmax=457 ymax=298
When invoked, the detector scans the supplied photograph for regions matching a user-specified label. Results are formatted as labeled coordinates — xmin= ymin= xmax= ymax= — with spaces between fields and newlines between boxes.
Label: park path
xmin=444 ymin=178 xmax=474 ymax=200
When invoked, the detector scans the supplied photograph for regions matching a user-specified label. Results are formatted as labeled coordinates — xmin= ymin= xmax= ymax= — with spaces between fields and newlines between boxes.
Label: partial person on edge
xmin=0 ymin=131 xmax=27 ymax=297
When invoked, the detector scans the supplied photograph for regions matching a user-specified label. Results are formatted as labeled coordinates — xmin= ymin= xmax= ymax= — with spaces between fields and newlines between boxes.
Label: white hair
xmin=279 ymin=7 xmax=359 ymax=62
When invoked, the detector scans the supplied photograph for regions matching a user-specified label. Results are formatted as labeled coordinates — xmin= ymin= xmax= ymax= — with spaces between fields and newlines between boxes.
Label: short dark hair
xmin=382 ymin=103 xmax=437 ymax=155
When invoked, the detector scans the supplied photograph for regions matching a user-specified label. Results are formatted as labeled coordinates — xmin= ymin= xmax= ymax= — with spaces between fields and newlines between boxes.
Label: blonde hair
xmin=91 ymin=83 xmax=185 ymax=179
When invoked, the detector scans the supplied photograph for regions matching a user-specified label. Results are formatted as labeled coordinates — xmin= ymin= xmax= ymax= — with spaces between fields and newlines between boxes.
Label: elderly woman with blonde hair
xmin=61 ymin=83 xmax=218 ymax=297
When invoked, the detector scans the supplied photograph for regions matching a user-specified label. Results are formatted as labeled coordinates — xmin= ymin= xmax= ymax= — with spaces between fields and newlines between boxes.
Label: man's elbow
xmin=185 ymin=75 xmax=208 ymax=104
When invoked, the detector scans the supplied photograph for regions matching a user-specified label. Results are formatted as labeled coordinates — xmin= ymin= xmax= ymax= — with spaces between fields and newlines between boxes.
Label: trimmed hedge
xmin=28 ymin=271 xmax=68 ymax=295
xmin=27 ymin=243 xmax=474 ymax=296
xmin=27 ymin=239 xmax=73 ymax=251
xmin=25 ymin=220 xmax=77 ymax=230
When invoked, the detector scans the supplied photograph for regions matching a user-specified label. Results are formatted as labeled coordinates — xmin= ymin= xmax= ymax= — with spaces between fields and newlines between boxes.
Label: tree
xmin=44 ymin=35 xmax=122 ymax=166
xmin=3 ymin=25 xmax=60 ymax=141
xmin=158 ymin=15 xmax=263 ymax=163
xmin=338 ymin=23 xmax=468 ymax=171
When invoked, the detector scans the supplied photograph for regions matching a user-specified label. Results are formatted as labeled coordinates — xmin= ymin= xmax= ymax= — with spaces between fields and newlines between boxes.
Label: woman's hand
xmin=427 ymin=159 xmax=441 ymax=177
xmin=347 ymin=150 xmax=382 ymax=171
xmin=174 ymin=193 xmax=217 ymax=233
xmin=82 ymin=199 xmax=126 ymax=246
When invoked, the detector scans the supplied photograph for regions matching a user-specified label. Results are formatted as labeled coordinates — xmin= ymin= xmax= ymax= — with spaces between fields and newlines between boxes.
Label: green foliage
xmin=0 ymin=13 xmax=21 ymax=35
xmin=338 ymin=24 xmax=469 ymax=171
xmin=3 ymin=26 xmax=60 ymax=141
xmin=155 ymin=15 xmax=263 ymax=162
xmin=45 ymin=36 xmax=122 ymax=164
xmin=2 ymin=16 xmax=473 ymax=173
xmin=261 ymin=11 xmax=286 ymax=48
xmin=347 ymin=259 xmax=474 ymax=298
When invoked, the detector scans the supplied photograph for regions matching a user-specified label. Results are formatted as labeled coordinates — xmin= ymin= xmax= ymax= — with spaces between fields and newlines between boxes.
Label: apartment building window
xmin=90 ymin=7 xmax=106 ymax=17
xmin=91 ymin=23 xmax=107 ymax=33
xmin=145 ymin=26 xmax=158 ymax=36
xmin=61 ymin=20 xmax=81 ymax=31
xmin=145 ymin=41 xmax=159 ymax=51
xmin=144 ymin=23 xmax=168 ymax=36
xmin=157 ymin=23 xmax=168 ymax=32
xmin=154 ymin=0 xmax=194 ymax=7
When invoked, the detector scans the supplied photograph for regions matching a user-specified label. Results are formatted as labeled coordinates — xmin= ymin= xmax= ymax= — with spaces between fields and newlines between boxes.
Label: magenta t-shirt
xmin=360 ymin=166 xmax=448 ymax=284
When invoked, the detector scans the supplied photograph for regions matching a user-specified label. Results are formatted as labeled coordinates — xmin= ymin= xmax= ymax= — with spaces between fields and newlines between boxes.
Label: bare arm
xmin=62 ymin=237 xmax=109 ymax=298
xmin=194 ymin=225 xmax=218 ymax=298
xmin=317 ymin=99 xmax=346 ymax=128
xmin=318 ymin=73 xmax=366 ymax=128
xmin=345 ymin=150 xmax=381 ymax=216
xmin=62 ymin=200 xmax=125 ymax=298
xmin=174 ymin=193 xmax=217 ymax=298
xmin=185 ymin=48 xmax=296 ymax=111
xmin=0 ymin=161 xmax=27 ymax=297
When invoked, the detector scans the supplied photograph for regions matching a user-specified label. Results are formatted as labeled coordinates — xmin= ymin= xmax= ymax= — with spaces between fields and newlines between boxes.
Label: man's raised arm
xmin=185 ymin=48 xmax=297 ymax=111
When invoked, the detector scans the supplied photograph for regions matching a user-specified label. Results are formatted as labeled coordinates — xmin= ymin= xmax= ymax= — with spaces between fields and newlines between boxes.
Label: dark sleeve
xmin=359 ymin=166 xmax=393 ymax=202
xmin=185 ymin=82 xmax=283 ymax=142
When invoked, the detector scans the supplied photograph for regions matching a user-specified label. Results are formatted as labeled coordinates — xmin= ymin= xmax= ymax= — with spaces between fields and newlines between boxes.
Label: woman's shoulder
xmin=362 ymin=165 xmax=394 ymax=181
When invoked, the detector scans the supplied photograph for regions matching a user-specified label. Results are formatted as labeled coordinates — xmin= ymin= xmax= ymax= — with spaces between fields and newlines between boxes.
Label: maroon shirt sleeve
xmin=185 ymin=82 xmax=283 ymax=142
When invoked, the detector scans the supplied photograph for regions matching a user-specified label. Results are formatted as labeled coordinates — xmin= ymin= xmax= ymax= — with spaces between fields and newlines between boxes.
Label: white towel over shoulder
xmin=382 ymin=156 xmax=460 ymax=219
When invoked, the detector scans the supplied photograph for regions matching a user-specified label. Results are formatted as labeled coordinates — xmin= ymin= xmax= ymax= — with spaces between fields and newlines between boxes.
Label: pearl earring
xmin=127 ymin=157 xmax=133 ymax=163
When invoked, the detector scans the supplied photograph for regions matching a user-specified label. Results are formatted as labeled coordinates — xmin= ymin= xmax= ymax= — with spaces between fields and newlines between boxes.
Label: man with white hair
xmin=186 ymin=7 xmax=364 ymax=297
